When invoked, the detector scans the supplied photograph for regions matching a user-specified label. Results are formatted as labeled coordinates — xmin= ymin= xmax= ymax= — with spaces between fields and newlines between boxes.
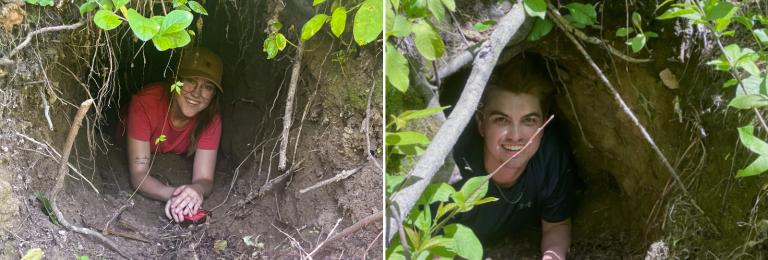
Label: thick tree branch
xmin=386 ymin=3 xmax=528 ymax=241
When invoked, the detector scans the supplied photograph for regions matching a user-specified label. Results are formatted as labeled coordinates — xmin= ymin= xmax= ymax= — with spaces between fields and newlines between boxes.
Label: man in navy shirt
xmin=452 ymin=59 xmax=579 ymax=259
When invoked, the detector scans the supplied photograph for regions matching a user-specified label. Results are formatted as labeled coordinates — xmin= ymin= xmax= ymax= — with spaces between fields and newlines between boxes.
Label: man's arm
xmin=127 ymin=136 xmax=174 ymax=201
xmin=541 ymin=218 xmax=571 ymax=260
xmin=189 ymin=148 xmax=216 ymax=196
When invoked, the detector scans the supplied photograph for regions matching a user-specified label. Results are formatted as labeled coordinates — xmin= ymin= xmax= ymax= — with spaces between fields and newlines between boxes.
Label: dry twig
xmin=299 ymin=166 xmax=363 ymax=194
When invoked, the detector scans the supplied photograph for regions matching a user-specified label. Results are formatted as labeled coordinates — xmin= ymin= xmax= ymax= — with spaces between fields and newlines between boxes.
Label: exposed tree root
xmin=49 ymin=99 xmax=132 ymax=259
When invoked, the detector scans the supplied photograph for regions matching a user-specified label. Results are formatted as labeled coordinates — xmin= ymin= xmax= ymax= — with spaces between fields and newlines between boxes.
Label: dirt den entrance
xmin=0 ymin=0 xmax=382 ymax=259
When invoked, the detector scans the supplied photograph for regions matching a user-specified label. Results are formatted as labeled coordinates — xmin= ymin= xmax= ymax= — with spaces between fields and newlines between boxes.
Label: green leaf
xmin=26 ymin=0 xmax=54 ymax=6
xmin=474 ymin=196 xmax=498 ymax=206
xmin=737 ymin=156 xmax=768 ymax=177
xmin=390 ymin=0 xmax=400 ymax=9
xmin=523 ymin=0 xmax=546 ymax=19
xmin=705 ymin=1 xmax=736 ymax=21
xmin=21 ymin=248 xmax=44 ymax=260
xmin=754 ymin=29 xmax=768 ymax=44
xmin=738 ymin=125 xmax=768 ymax=156
xmin=154 ymin=134 xmax=167 ymax=144
xmin=458 ymin=176 xmax=489 ymax=212
xmin=386 ymin=131 xmax=430 ymax=146
xmin=97 ymin=0 xmax=115 ymax=11
xmin=473 ymin=20 xmax=496 ymax=32
xmin=399 ymin=106 xmax=449 ymax=121
xmin=631 ymin=12 xmax=642 ymax=28
xmin=386 ymin=174 xmax=406 ymax=195
xmin=386 ymin=42 xmax=410 ymax=92
xmin=386 ymin=244 xmax=406 ymax=260
xmin=79 ymin=1 xmax=98 ymax=15
xmin=734 ymin=15 xmax=753 ymax=29
xmin=301 ymin=14 xmax=330 ymax=41
xmin=312 ymin=0 xmax=326 ymax=6
xmin=388 ymin=15 xmax=412 ymax=37
xmin=94 ymin=10 xmax=122 ymax=30
xmin=170 ymin=81 xmax=183 ymax=94
xmin=737 ymin=75 xmax=764 ymax=96
xmin=729 ymin=94 xmax=768 ymax=110
xmin=427 ymin=0 xmax=445 ymax=21
xmin=418 ymin=183 xmax=455 ymax=204
xmin=160 ymin=10 xmax=193 ymax=33
xmin=411 ymin=204 xmax=432 ymax=233
xmin=33 ymin=191 xmax=58 ymax=225
xmin=628 ymin=34 xmax=647 ymax=53
xmin=616 ymin=27 xmax=634 ymax=37
xmin=420 ymin=235 xmax=453 ymax=251
xmin=444 ymin=224 xmax=483 ymax=260
xmin=187 ymin=1 xmax=207 ymax=15
xmin=527 ymin=18 xmax=553 ymax=41
xmin=172 ymin=0 xmax=188 ymax=8
xmin=440 ymin=0 xmax=455 ymax=12
xmin=263 ymin=37 xmax=278 ymax=59
xmin=152 ymin=29 xmax=191 ymax=51
xmin=435 ymin=202 xmax=457 ymax=220
xmin=565 ymin=3 xmax=597 ymax=27
xmin=353 ymin=0 xmax=383 ymax=45
xmin=656 ymin=7 xmax=700 ymax=20
xmin=112 ymin=0 xmax=128 ymax=9
xmin=127 ymin=9 xmax=161 ymax=41
xmin=78 ymin=256 xmax=90 ymax=260
xmin=645 ymin=31 xmax=659 ymax=38
xmin=270 ymin=21 xmax=283 ymax=32
xmin=412 ymin=21 xmax=444 ymax=60
xmin=275 ymin=33 xmax=287 ymax=50
xmin=404 ymin=0 xmax=428 ymax=18
xmin=723 ymin=78 xmax=738 ymax=88
xmin=330 ymin=7 xmax=347 ymax=38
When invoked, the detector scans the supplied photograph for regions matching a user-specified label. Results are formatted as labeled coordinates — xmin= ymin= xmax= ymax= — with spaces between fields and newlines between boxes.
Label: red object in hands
xmin=181 ymin=209 xmax=210 ymax=226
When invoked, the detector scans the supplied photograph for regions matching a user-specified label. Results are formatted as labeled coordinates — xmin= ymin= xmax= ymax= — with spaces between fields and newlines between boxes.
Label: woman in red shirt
xmin=125 ymin=47 xmax=222 ymax=223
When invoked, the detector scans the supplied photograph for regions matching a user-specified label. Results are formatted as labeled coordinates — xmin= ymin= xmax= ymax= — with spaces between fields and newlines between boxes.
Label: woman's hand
xmin=164 ymin=185 xmax=203 ymax=222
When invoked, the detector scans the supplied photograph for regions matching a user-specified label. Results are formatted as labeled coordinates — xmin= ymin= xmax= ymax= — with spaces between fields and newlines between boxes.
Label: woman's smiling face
xmin=477 ymin=91 xmax=544 ymax=186
xmin=174 ymin=77 xmax=215 ymax=118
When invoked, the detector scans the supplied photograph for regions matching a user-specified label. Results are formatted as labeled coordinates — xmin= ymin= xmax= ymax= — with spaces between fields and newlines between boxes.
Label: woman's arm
xmin=126 ymin=136 xmax=175 ymax=201
xmin=541 ymin=218 xmax=571 ymax=260
xmin=190 ymin=148 xmax=216 ymax=196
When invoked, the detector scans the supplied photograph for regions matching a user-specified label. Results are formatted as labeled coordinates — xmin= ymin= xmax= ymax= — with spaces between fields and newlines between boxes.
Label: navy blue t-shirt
xmin=451 ymin=122 xmax=580 ymax=245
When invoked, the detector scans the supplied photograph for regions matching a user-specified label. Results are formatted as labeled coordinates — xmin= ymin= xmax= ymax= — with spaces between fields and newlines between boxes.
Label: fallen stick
xmin=299 ymin=167 xmax=363 ymax=194
xmin=48 ymin=99 xmax=131 ymax=259
xmin=278 ymin=41 xmax=305 ymax=171
xmin=307 ymin=210 xmax=383 ymax=258
xmin=229 ymin=162 xmax=302 ymax=211
xmin=386 ymin=3 xmax=528 ymax=241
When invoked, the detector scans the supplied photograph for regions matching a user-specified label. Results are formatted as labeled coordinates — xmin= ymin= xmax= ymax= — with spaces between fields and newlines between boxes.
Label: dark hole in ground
xmin=437 ymin=52 xmax=654 ymax=258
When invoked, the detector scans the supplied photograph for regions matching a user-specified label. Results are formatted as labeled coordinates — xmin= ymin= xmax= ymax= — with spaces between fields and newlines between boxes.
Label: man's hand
xmin=164 ymin=185 xmax=203 ymax=222
xmin=540 ymin=218 xmax=571 ymax=260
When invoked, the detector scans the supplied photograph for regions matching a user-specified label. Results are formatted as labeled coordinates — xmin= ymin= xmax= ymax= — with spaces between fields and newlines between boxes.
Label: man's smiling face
xmin=477 ymin=91 xmax=544 ymax=187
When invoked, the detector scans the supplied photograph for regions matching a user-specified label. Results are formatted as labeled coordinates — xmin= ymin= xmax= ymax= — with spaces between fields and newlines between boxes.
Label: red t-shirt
xmin=125 ymin=82 xmax=221 ymax=155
